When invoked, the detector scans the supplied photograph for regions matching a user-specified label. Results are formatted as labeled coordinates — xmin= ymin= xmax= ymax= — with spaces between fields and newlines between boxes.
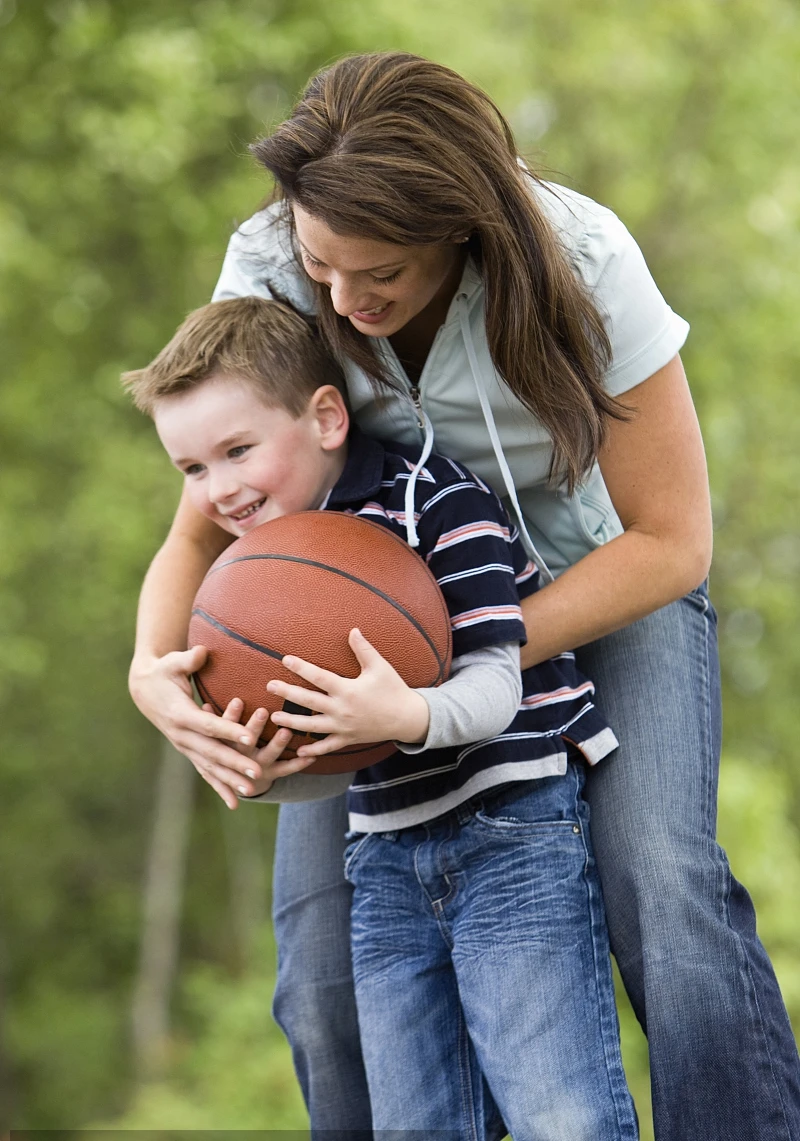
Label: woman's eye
xmin=372 ymin=270 xmax=402 ymax=284
xmin=228 ymin=445 xmax=250 ymax=459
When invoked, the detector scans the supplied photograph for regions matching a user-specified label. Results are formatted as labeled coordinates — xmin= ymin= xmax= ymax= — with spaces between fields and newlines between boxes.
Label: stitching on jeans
xmin=455 ymin=999 xmax=480 ymax=1141
xmin=695 ymin=593 xmax=793 ymax=1137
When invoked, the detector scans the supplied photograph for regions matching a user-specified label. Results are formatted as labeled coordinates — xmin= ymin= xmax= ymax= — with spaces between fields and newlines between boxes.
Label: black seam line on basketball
xmin=204 ymin=553 xmax=446 ymax=681
xmin=192 ymin=609 xmax=284 ymax=660
xmin=194 ymin=673 xmax=223 ymax=716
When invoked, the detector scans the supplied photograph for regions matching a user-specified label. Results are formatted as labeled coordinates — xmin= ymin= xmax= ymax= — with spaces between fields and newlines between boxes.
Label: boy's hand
xmin=267 ymin=628 xmax=430 ymax=758
xmin=204 ymin=699 xmax=317 ymax=800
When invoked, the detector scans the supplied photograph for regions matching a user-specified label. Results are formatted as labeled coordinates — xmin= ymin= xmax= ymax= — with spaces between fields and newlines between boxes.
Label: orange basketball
xmin=189 ymin=511 xmax=452 ymax=774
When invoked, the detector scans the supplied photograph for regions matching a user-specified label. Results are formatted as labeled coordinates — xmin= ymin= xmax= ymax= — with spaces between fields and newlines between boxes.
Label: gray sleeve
xmin=395 ymin=641 xmax=522 ymax=753
xmin=239 ymin=769 xmax=353 ymax=805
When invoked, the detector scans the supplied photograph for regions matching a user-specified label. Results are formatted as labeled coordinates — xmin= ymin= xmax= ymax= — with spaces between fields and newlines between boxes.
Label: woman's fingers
xmin=174 ymin=729 xmax=263 ymax=777
xmin=190 ymin=703 xmax=259 ymax=746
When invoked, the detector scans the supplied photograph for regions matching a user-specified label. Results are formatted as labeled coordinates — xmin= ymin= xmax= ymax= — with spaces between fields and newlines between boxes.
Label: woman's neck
xmin=388 ymin=248 xmax=467 ymax=385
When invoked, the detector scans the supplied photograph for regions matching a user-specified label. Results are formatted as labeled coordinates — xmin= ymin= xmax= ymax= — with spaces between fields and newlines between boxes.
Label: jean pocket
xmin=473 ymin=778 xmax=582 ymax=834
xmin=343 ymin=833 xmax=374 ymax=882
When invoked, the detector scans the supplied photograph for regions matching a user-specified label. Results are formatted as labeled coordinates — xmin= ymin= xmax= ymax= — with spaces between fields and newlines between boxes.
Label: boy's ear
xmin=310 ymin=385 xmax=349 ymax=450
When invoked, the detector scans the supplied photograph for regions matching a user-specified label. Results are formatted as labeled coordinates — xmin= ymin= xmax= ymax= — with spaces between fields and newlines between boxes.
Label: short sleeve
xmin=211 ymin=206 xmax=316 ymax=315
xmin=537 ymin=184 xmax=689 ymax=397
xmin=574 ymin=205 xmax=689 ymax=396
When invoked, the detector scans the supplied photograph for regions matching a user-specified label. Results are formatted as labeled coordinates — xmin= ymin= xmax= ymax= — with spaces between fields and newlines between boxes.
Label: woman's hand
xmin=202 ymin=699 xmax=318 ymax=800
xmin=267 ymin=628 xmax=431 ymax=757
xmin=129 ymin=644 xmax=277 ymax=809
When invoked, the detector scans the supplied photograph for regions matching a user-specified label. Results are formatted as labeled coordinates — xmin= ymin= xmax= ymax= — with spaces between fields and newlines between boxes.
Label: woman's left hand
xmin=268 ymin=628 xmax=430 ymax=756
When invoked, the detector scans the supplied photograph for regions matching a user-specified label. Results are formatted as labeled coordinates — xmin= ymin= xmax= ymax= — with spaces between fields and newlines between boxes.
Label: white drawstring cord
xmin=457 ymin=296 xmax=555 ymax=584
xmin=403 ymin=410 xmax=435 ymax=548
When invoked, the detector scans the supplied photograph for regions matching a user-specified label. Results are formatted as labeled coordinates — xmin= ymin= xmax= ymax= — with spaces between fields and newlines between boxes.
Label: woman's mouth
xmin=351 ymin=302 xmax=394 ymax=325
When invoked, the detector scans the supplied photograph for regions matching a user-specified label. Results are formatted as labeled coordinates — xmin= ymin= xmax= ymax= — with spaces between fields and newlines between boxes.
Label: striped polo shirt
xmin=329 ymin=429 xmax=618 ymax=832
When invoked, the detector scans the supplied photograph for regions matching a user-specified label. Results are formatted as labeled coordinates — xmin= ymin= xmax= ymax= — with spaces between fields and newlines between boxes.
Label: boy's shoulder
xmin=329 ymin=427 xmax=502 ymax=515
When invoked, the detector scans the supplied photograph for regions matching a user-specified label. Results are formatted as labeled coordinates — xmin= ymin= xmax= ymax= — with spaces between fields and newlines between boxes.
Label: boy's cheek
xmin=186 ymin=484 xmax=237 ymax=536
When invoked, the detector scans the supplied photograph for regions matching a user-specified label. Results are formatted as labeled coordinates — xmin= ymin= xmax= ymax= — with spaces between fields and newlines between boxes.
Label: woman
xmin=129 ymin=53 xmax=800 ymax=1139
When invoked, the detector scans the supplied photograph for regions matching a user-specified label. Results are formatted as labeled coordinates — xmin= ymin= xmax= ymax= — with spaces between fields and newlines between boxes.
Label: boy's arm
xmin=394 ymin=641 xmax=521 ymax=754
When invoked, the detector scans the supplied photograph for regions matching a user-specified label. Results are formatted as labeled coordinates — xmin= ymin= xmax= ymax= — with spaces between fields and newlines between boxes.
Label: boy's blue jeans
xmin=272 ymin=584 xmax=800 ymax=1140
xmin=343 ymin=766 xmax=638 ymax=1140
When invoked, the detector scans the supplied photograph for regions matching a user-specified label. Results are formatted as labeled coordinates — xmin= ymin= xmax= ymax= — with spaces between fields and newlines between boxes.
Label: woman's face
xmin=293 ymin=205 xmax=465 ymax=338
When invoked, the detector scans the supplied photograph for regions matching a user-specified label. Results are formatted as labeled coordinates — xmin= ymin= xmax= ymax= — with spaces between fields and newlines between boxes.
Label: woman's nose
xmin=328 ymin=273 xmax=369 ymax=317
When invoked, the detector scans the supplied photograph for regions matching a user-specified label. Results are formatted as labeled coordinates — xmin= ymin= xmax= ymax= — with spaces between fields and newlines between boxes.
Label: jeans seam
xmin=455 ymin=999 xmax=480 ymax=1141
xmin=696 ymin=594 xmax=794 ymax=1140
xmin=574 ymin=770 xmax=638 ymax=1138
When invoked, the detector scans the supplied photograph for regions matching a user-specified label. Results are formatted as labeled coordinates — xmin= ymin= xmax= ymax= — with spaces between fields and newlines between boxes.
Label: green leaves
xmin=2 ymin=1 xmax=800 ymax=1136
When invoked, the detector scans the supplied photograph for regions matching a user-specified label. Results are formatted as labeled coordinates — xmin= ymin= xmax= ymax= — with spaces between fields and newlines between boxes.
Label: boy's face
xmin=154 ymin=374 xmax=348 ymax=538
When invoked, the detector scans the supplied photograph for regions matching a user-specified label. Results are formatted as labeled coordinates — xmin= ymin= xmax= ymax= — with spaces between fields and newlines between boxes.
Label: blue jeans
xmin=272 ymin=584 xmax=800 ymax=1140
xmin=344 ymin=766 xmax=638 ymax=1140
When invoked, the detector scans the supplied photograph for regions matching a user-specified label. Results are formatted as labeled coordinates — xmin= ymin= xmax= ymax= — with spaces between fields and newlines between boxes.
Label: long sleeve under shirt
xmin=246 ymin=430 xmax=618 ymax=832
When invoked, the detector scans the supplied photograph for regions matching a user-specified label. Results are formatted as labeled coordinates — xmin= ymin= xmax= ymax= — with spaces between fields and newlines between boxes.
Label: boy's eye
xmin=371 ymin=270 xmax=402 ymax=284
xmin=184 ymin=463 xmax=204 ymax=476
xmin=228 ymin=444 xmax=250 ymax=459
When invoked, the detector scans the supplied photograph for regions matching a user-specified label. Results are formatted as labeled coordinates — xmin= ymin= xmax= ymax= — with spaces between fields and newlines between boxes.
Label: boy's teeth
xmin=233 ymin=499 xmax=265 ymax=520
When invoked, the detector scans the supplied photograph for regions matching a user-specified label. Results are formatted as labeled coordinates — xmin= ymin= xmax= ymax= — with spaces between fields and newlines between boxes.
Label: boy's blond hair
xmin=122 ymin=296 xmax=345 ymax=417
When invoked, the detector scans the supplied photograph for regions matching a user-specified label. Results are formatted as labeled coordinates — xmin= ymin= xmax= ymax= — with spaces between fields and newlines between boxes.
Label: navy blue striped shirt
xmin=329 ymin=429 xmax=618 ymax=831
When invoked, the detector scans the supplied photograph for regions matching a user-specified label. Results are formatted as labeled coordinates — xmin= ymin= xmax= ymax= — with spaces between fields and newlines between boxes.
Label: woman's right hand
xmin=129 ymin=644 xmax=269 ymax=810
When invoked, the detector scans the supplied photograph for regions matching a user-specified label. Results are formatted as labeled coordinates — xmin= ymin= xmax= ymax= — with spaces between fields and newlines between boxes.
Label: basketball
xmin=189 ymin=511 xmax=452 ymax=774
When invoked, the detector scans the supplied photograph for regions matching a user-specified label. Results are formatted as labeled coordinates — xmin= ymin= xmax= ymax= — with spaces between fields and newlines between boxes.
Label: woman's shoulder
xmin=531 ymin=179 xmax=689 ymax=394
xmin=532 ymin=180 xmax=636 ymax=287
xmin=211 ymin=201 xmax=316 ymax=314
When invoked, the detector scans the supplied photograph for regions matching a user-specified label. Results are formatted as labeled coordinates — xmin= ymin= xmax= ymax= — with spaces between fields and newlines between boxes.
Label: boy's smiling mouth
xmin=228 ymin=497 xmax=266 ymax=522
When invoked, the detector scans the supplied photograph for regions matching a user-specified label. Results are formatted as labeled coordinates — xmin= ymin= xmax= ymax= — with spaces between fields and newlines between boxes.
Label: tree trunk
xmin=130 ymin=741 xmax=195 ymax=1081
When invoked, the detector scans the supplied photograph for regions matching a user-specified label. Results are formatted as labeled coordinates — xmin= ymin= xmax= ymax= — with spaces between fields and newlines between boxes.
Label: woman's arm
xmin=519 ymin=354 xmax=713 ymax=668
xmin=129 ymin=486 xmax=271 ymax=808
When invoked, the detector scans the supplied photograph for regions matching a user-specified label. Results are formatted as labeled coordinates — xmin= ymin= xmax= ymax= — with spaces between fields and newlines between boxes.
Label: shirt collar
xmin=326 ymin=425 xmax=387 ymax=508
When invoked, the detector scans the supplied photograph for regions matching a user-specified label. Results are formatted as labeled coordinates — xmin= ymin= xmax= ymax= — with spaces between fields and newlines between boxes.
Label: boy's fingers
xmin=281 ymin=654 xmax=339 ymax=692
xmin=220 ymin=697 xmax=245 ymax=722
xmin=270 ymin=754 xmax=320 ymax=777
xmin=243 ymin=708 xmax=269 ymax=735
xmin=253 ymin=726 xmax=292 ymax=762
xmin=271 ymin=710 xmax=331 ymax=734
xmin=267 ymin=679 xmax=331 ymax=713
xmin=348 ymin=627 xmax=381 ymax=667
xmin=295 ymin=735 xmax=346 ymax=758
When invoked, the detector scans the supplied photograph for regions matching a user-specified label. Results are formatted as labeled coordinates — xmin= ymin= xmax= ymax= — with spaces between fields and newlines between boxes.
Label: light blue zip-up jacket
xmin=212 ymin=182 xmax=689 ymax=579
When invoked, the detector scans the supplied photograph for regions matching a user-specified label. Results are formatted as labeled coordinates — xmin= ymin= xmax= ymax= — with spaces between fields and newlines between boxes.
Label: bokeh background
xmin=2 ymin=0 xmax=799 ymax=1135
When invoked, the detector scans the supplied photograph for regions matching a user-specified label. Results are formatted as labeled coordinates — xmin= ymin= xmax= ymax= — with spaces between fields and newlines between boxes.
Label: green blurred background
xmin=2 ymin=0 xmax=799 ymax=1135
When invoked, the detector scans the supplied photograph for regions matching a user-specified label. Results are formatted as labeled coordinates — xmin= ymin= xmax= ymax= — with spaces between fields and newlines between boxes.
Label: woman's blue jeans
xmin=344 ymin=766 xmax=638 ymax=1140
xmin=272 ymin=585 xmax=800 ymax=1140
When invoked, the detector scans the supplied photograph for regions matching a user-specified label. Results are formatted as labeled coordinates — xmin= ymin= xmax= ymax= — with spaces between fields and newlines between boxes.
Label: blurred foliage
xmin=1 ymin=0 xmax=799 ymax=1137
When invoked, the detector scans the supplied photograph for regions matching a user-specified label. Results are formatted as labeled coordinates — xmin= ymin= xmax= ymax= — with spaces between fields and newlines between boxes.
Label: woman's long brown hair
xmin=251 ymin=51 xmax=626 ymax=492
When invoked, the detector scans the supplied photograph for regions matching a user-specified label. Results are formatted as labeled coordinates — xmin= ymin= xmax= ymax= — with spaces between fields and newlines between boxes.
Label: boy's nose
xmin=208 ymin=470 xmax=240 ymax=505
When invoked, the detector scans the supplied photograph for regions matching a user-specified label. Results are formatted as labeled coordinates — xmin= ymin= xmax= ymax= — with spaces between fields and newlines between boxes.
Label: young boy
xmin=124 ymin=296 xmax=638 ymax=1140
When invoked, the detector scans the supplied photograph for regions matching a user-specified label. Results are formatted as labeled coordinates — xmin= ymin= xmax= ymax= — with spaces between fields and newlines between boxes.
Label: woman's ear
xmin=310 ymin=384 xmax=350 ymax=450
